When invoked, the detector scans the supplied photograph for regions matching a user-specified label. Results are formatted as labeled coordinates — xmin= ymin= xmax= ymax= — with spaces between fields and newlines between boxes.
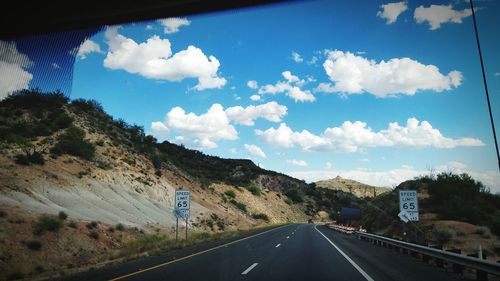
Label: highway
xmin=64 ymin=224 xmax=459 ymax=281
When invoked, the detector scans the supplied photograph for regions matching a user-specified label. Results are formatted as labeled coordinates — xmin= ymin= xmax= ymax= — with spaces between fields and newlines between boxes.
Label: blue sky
xmin=2 ymin=0 xmax=500 ymax=190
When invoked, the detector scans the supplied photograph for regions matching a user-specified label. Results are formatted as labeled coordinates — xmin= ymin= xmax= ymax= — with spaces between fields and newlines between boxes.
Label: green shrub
xmin=58 ymin=211 xmax=68 ymax=220
xmin=33 ymin=215 xmax=63 ymax=235
xmin=245 ymin=184 xmax=261 ymax=196
xmin=26 ymin=240 xmax=42 ymax=250
xmin=284 ymin=188 xmax=304 ymax=203
xmin=89 ymin=230 xmax=99 ymax=240
xmin=68 ymin=221 xmax=77 ymax=228
xmin=116 ymin=223 xmax=125 ymax=231
xmin=86 ymin=221 xmax=98 ymax=229
xmin=252 ymin=213 xmax=270 ymax=221
xmin=15 ymin=154 xmax=30 ymax=165
xmin=230 ymin=199 xmax=247 ymax=212
xmin=224 ymin=190 xmax=236 ymax=199
xmin=0 ymin=210 xmax=7 ymax=218
xmin=51 ymin=126 xmax=95 ymax=160
xmin=435 ymin=228 xmax=455 ymax=244
xmin=97 ymin=160 xmax=112 ymax=170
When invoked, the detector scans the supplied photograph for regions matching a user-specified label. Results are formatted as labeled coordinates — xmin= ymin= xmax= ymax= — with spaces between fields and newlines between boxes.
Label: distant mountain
xmin=315 ymin=176 xmax=390 ymax=198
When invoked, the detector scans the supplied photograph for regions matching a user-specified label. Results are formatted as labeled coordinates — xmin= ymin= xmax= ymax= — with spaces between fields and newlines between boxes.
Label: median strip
xmin=241 ymin=263 xmax=259 ymax=275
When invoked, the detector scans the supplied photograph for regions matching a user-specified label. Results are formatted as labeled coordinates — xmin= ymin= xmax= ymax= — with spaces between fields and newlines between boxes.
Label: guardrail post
xmin=446 ymin=249 xmax=463 ymax=274
xmin=422 ymin=253 xmax=429 ymax=263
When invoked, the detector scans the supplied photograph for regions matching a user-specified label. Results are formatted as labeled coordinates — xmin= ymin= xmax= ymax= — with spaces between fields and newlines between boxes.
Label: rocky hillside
xmin=0 ymin=90 xmax=311 ymax=280
xmin=316 ymin=176 xmax=390 ymax=198
xmin=360 ymin=173 xmax=500 ymax=261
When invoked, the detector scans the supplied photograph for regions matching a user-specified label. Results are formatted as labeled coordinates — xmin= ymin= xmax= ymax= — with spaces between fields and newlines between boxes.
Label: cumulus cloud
xmin=150 ymin=121 xmax=169 ymax=141
xmin=288 ymin=162 xmax=500 ymax=193
xmin=247 ymin=80 xmax=258 ymax=89
xmin=151 ymin=101 xmax=288 ymax=149
xmin=158 ymin=17 xmax=191 ymax=34
xmin=291 ymin=52 xmax=303 ymax=63
xmin=225 ymin=101 xmax=287 ymax=126
xmin=250 ymin=94 xmax=261 ymax=101
xmin=0 ymin=40 xmax=33 ymax=100
xmin=103 ymin=26 xmax=226 ymax=91
xmin=258 ymin=71 xmax=315 ymax=102
xmin=315 ymin=50 xmax=462 ymax=98
xmin=377 ymin=2 xmax=408 ymax=24
xmin=414 ymin=4 xmax=472 ymax=30
xmin=71 ymin=39 xmax=103 ymax=60
xmin=245 ymin=144 xmax=267 ymax=158
xmin=286 ymin=159 xmax=308 ymax=166
xmin=256 ymin=117 xmax=484 ymax=152
xmin=150 ymin=104 xmax=237 ymax=149
xmin=325 ymin=162 xmax=333 ymax=169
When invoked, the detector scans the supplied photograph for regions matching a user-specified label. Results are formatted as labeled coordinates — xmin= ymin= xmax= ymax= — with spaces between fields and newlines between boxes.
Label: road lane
xmin=315 ymin=225 xmax=460 ymax=281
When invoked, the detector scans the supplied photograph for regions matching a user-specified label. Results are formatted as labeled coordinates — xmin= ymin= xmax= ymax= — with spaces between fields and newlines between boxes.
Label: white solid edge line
xmin=314 ymin=225 xmax=375 ymax=281
xmin=241 ymin=263 xmax=259 ymax=275
xmin=286 ymin=236 xmax=290 ymax=239
xmin=275 ymin=243 xmax=281 ymax=248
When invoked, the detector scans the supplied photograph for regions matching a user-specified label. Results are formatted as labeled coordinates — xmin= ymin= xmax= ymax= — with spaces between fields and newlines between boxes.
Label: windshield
xmin=0 ymin=1 xmax=499 ymax=281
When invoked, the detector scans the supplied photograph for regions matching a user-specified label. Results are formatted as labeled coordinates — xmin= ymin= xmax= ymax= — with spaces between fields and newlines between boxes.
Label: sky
xmin=1 ymin=0 xmax=500 ymax=191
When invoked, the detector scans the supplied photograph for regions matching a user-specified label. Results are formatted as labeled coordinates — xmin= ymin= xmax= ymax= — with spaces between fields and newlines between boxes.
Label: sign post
xmin=399 ymin=190 xmax=419 ymax=222
xmin=174 ymin=190 xmax=190 ymax=242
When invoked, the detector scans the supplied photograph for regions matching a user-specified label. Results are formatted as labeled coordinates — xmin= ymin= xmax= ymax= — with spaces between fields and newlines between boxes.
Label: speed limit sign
xmin=399 ymin=190 xmax=419 ymax=221
xmin=175 ymin=190 xmax=190 ymax=219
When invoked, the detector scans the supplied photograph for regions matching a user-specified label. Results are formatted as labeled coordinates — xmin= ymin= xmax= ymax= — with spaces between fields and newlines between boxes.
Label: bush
xmin=86 ymin=221 xmax=98 ymax=229
xmin=15 ymin=150 xmax=44 ymax=165
xmin=245 ymin=184 xmax=261 ymax=196
xmin=26 ymin=240 xmax=42 ymax=250
xmin=89 ymin=230 xmax=99 ymax=240
xmin=51 ymin=126 xmax=95 ymax=160
xmin=116 ymin=223 xmax=125 ymax=231
xmin=0 ymin=210 xmax=7 ymax=218
xmin=224 ymin=190 xmax=236 ymax=199
xmin=15 ymin=154 xmax=30 ymax=165
xmin=435 ymin=228 xmax=455 ymax=244
xmin=97 ymin=160 xmax=112 ymax=170
xmin=33 ymin=215 xmax=63 ymax=235
xmin=58 ymin=211 xmax=68 ymax=220
xmin=230 ymin=199 xmax=247 ymax=213
xmin=284 ymin=188 xmax=304 ymax=203
xmin=68 ymin=221 xmax=77 ymax=228
xmin=252 ymin=213 xmax=270 ymax=221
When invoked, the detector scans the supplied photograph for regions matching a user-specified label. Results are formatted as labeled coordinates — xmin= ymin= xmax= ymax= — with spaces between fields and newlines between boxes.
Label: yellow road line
xmin=108 ymin=224 xmax=290 ymax=281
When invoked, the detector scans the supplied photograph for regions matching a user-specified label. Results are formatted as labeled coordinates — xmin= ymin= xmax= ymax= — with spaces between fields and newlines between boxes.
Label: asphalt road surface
xmin=64 ymin=224 xmax=460 ymax=281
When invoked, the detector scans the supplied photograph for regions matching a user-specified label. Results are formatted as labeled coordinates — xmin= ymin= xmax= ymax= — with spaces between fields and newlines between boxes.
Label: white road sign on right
xmin=399 ymin=190 xmax=419 ymax=222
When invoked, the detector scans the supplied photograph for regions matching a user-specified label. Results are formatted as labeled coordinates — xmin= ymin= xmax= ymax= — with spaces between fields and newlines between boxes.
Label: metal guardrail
xmin=356 ymin=232 xmax=500 ymax=280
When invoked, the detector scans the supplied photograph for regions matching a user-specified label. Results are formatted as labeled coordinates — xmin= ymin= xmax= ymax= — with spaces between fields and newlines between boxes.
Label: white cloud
xmin=360 ymin=158 xmax=370 ymax=162
xmin=256 ymin=118 xmax=484 ymax=152
xmin=158 ymin=17 xmax=191 ymax=34
xmin=146 ymin=25 xmax=153 ymax=30
xmin=258 ymin=71 xmax=315 ymax=102
xmin=414 ymin=4 xmax=472 ymax=30
xmin=291 ymin=52 xmax=303 ymax=63
xmin=103 ymin=26 xmax=226 ymax=91
xmin=225 ymin=101 xmax=287 ymax=126
xmin=150 ymin=104 xmax=237 ymax=149
xmin=51 ymin=63 xmax=60 ymax=69
xmin=0 ymin=40 xmax=33 ymax=100
xmin=72 ymin=39 xmax=103 ymax=60
xmin=288 ymin=163 xmax=500 ymax=193
xmin=316 ymin=50 xmax=462 ymax=98
xmin=244 ymin=144 xmax=266 ymax=158
xmin=377 ymin=2 xmax=408 ymax=24
xmin=230 ymin=148 xmax=238 ymax=154
xmin=325 ymin=162 xmax=333 ymax=169
xmin=247 ymin=80 xmax=258 ymax=89
xmin=250 ymin=94 xmax=261 ymax=101
xmin=286 ymin=159 xmax=308 ymax=166
xmin=150 ymin=121 xmax=169 ymax=141
xmin=307 ymin=56 xmax=318 ymax=65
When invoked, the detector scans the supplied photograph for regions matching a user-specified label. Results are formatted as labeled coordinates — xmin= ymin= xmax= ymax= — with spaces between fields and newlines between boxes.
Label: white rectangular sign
xmin=175 ymin=190 xmax=190 ymax=219
xmin=399 ymin=190 xmax=419 ymax=221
